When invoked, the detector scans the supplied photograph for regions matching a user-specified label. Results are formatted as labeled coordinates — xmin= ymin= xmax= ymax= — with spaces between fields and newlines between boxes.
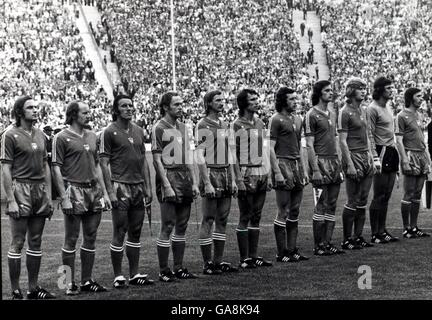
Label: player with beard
xmin=304 ymin=81 xmax=345 ymax=256
xmin=152 ymin=91 xmax=200 ymax=282
xmin=52 ymin=100 xmax=112 ymax=295
xmin=395 ymin=88 xmax=431 ymax=238
xmin=367 ymin=77 xmax=400 ymax=244
xmin=338 ymin=78 xmax=375 ymax=250
xmin=1 ymin=96 xmax=55 ymax=299
xmin=99 ymin=94 xmax=154 ymax=288
xmin=196 ymin=90 xmax=239 ymax=275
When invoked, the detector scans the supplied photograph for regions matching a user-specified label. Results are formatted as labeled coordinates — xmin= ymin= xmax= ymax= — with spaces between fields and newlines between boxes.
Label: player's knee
xmin=237 ymin=215 xmax=249 ymax=229
xmin=10 ymin=238 xmax=25 ymax=254
xmin=83 ymin=230 xmax=98 ymax=246
xmin=127 ymin=225 xmax=143 ymax=243
xmin=27 ymin=233 xmax=43 ymax=251
xmin=250 ymin=212 xmax=262 ymax=227
xmin=160 ymin=221 xmax=175 ymax=238
xmin=202 ymin=215 xmax=215 ymax=227
xmin=64 ymin=234 xmax=79 ymax=250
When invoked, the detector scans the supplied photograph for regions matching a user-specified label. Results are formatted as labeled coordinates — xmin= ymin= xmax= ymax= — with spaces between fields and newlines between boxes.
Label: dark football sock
xmin=236 ymin=228 xmax=249 ymax=261
xmin=273 ymin=220 xmax=287 ymax=256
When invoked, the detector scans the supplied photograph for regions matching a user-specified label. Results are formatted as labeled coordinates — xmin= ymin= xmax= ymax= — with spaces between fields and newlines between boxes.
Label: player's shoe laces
xmin=65 ymin=282 xmax=80 ymax=296
xmin=326 ymin=243 xmax=345 ymax=254
xmin=203 ymin=261 xmax=223 ymax=275
xmin=382 ymin=230 xmax=399 ymax=242
xmin=289 ymin=248 xmax=309 ymax=261
xmin=11 ymin=289 xmax=23 ymax=300
xmin=175 ymin=268 xmax=198 ymax=279
xmin=216 ymin=262 xmax=238 ymax=273
xmin=355 ymin=236 xmax=374 ymax=248
xmin=129 ymin=273 xmax=154 ymax=286
xmin=252 ymin=257 xmax=273 ymax=267
xmin=113 ymin=275 xmax=128 ymax=289
xmin=403 ymin=228 xmax=417 ymax=239
xmin=159 ymin=269 xmax=176 ymax=282
xmin=239 ymin=258 xmax=257 ymax=269
xmin=313 ymin=244 xmax=331 ymax=256
xmin=371 ymin=234 xmax=389 ymax=244
xmin=27 ymin=286 xmax=55 ymax=300
xmin=276 ymin=250 xmax=294 ymax=262
xmin=80 ymin=279 xmax=108 ymax=293
xmin=341 ymin=239 xmax=362 ymax=250
xmin=412 ymin=227 xmax=430 ymax=238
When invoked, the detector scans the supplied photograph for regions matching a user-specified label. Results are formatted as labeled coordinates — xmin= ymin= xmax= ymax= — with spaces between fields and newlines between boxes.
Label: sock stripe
xmin=171 ymin=234 xmax=186 ymax=242
xmin=125 ymin=241 xmax=141 ymax=248
xmin=110 ymin=244 xmax=124 ymax=252
xmin=80 ymin=246 xmax=96 ymax=253
xmin=313 ymin=214 xmax=325 ymax=221
xmin=199 ymin=238 xmax=213 ymax=245
xmin=62 ymin=248 xmax=76 ymax=254
xmin=286 ymin=218 xmax=299 ymax=223
xmin=27 ymin=249 xmax=42 ymax=254
xmin=212 ymin=233 xmax=226 ymax=241
xmin=7 ymin=252 xmax=21 ymax=259
xmin=26 ymin=250 xmax=42 ymax=257
xmin=235 ymin=228 xmax=248 ymax=232
xmin=356 ymin=205 xmax=367 ymax=209
xmin=411 ymin=199 xmax=421 ymax=204
xmin=344 ymin=205 xmax=357 ymax=211
xmin=401 ymin=200 xmax=411 ymax=204
xmin=274 ymin=220 xmax=286 ymax=227
xmin=324 ymin=214 xmax=336 ymax=221
xmin=156 ymin=239 xmax=171 ymax=247
xmin=247 ymin=227 xmax=260 ymax=230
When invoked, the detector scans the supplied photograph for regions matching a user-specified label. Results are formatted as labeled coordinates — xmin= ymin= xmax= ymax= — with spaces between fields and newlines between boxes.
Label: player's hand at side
xmin=274 ymin=172 xmax=286 ymax=189
xmin=48 ymin=200 xmax=54 ymax=220
xmin=103 ymin=193 xmax=112 ymax=211
xmin=61 ymin=197 xmax=73 ymax=215
xmin=231 ymin=181 xmax=238 ymax=198
xmin=401 ymin=160 xmax=411 ymax=175
xmin=311 ymin=170 xmax=323 ymax=186
xmin=346 ymin=164 xmax=357 ymax=180
xmin=303 ymin=172 xmax=309 ymax=185
xmin=163 ymin=184 xmax=176 ymax=202
xmin=192 ymin=184 xmax=200 ymax=199
xmin=108 ymin=192 xmax=118 ymax=209
xmin=373 ymin=157 xmax=382 ymax=174
xmin=7 ymin=200 xmax=20 ymax=220
xmin=204 ymin=182 xmax=216 ymax=198
xmin=285 ymin=170 xmax=295 ymax=190
xmin=266 ymin=174 xmax=273 ymax=191
xmin=236 ymin=180 xmax=247 ymax=199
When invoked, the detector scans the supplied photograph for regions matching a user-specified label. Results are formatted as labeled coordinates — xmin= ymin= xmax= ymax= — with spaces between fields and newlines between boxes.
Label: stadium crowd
xmin=321 ymin=0 xmax=432 ymax=122
xmin=101 ymin=0 xmax=310 ymax=133
xmin=0 ymin=0 xmax=110 ymax=133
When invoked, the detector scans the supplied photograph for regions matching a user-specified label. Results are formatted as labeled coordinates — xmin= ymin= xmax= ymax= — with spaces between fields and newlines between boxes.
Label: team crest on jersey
xmin=31 ymin=143 xmax=37 ymax=150
xmin=128 ymin=137 xmax=134 ymax=144
xmin=83 ymin=144 xmax=90 ymax=151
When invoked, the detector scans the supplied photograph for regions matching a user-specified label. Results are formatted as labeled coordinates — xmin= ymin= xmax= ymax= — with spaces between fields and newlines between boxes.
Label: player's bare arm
xmin=196 ymin=147 xmax=215 ymax=197
xmin=52 ymin=165 xmax=73 ymax=215
xmin=153 ymin=152 xmax=175 ymax=200
xmin=100 ymin=157 xmax=117 ymax=208
xmin=306 ymin=135 xmax=322 ymax=185
xmin=339 ymin=131 xmax=357 ymax=179
xmin=2 ymin=163 xmax=19 ymax=219
xmin=95 ymin=163 xmax=112 ymax=211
